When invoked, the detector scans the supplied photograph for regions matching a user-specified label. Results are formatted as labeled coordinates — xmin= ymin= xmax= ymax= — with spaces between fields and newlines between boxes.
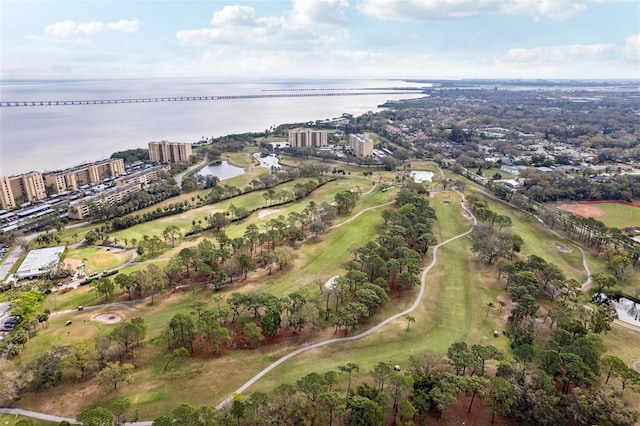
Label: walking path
xmin=213 ymin=189 xmax=476 ymax=411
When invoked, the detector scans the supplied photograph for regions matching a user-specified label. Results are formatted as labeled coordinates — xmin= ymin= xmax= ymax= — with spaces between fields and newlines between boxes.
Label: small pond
xmin=196 ymin=161 xmax=245 ymax=181
xmin=594 ymin=293 xmax=640 ymax=326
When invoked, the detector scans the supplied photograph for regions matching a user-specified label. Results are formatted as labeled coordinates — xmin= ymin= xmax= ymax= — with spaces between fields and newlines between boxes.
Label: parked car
xmin=0 ymin=323 xmax=15 ymax=332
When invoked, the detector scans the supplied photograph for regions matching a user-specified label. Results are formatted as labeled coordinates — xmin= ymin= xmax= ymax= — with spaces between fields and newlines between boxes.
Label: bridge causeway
xmin=0 ymin=90 xmax=422 ymax=107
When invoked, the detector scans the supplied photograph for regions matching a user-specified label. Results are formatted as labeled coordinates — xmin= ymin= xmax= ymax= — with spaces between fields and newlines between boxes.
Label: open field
xmin=558 ymin=201 xmax=640 ymax=229
xmin=64 ymin=247 xmax=133 ymax=274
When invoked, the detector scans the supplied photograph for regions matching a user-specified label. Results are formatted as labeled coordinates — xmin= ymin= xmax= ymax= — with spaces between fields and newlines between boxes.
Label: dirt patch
xmin=559 ymin=203 xmax=606 ymax=218
xmin=258 ymin=208 xmax=280 ymax=219
xmin=94 ymin=313 xmax=122 ymax=324
xmin=62 ymin=258 xmax=82 ymax=270
xmin=554 ymin=242 xmax=572 ymax=253
xmin=442 ymin=201 xmax=452 ymax=205
xmin=633 ymin=360 xmax=640 ymax=372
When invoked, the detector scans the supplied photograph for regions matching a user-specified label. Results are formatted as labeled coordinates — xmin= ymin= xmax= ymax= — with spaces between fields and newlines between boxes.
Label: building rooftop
xmin=16 ymin=246 xmax=65 ymax=279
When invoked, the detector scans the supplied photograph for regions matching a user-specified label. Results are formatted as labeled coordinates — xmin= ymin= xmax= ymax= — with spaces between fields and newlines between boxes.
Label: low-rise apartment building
xmin=68 ymin=183 xmax=139 ymax=220
xmin=44 ymin=158 xmax=126 ymax=193
xmin=288 ymin=129 xmax=328 ymax=148
xmin=148 ymin=140 xmax=193 ymax=164
xmin=117 ymin=164 xmax=170 ymax=187
xmin=0 ymin=172 xmax=47 ymax=210
xmin=66 ymin=164 xmax=169 ymax=219
xmin=349 ymin=133 xmax=374 ymax=158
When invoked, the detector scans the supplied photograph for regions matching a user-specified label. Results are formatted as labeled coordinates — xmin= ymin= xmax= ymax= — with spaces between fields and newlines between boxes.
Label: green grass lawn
xmin=64 ymin=247 xmax=133 ymax=275
xmin=584 ymin=202 xmax=640 ymax=229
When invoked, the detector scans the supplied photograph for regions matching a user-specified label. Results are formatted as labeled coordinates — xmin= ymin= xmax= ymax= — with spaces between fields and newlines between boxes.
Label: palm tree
xmin=404 ymin=314 xmax=415 ymax=330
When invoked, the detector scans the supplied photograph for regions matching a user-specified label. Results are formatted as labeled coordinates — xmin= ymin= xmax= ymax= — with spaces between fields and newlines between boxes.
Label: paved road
xmin=175 ymin=159 xmax=207 ymax=188
xmin=0 ymin=407 xmax=79 ymax=424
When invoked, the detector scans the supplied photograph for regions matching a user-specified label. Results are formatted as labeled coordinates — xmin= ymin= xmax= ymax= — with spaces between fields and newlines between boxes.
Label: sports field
xmin=558 ymin=201 xmax=640 ymax=229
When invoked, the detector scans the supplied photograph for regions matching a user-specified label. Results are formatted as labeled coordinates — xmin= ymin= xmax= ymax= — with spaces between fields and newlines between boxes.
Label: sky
xmin=1 ymin=0 xmax=639 ymax=80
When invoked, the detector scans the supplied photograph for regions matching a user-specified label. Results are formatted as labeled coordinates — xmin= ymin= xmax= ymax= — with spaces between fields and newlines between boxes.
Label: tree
xmin=167 ymin=314 xmax=196 ymax=353
xmin=163 ymin=347 xmax=190 ymax=372
xmin=171 ymin=404 xmax=199 ymax=425
xmin=230 ymin=393 xmax=246 ymax=426
xmin=319 ymin=391 xmax=342 ymax=426
xmin=447 ymin=342 xmax=479 ymax=376
xmin=96 ymin=362 xmax=133 ymax=390
xmin=237 ymin=253 xmax=256 ymax=279
xmin=404 ymin=314 xmax=415 ymax=331
xmin=108 ymin=397 xmax=135 ymax=425
xmin=198 ymin=309 xmax=231 ymax=354
xmin=62 ymin=339 xmax=99 ymax=379
xmin=110 ymin=319 xmax=147 ymax=361
xmin=243 ymin=322 xmax=264 ymax=349
xmin=389 ymin=373 xmax=412 ymax=424
xmin=600 ymin=354 xmax=627 ymax=385
xmin=91 ymin=277 xmax=115 ymax=301
xmin=23 ymin=352 xmax=62 ymax=391
xmin=146 ymin=264 xmax=165 ymax=304
xmin=114 ymin=273 xmax=136 ymax=299
xmin=162 ymin=225 xmax=182 ymax=248
xmin=471 ymin=344 xmax=503 ymax=376
xmin=592 ymin=272 xmax=617 ymax=293
xmin=77 ymin=407 xmax=114 ymax=426
xmin=347 ymin=395 xmax=384 ymax=426
xmin=338 ymin=362 xmax=359 ymax=404
xmin=486 ymin=377 xmax=513 ymax=424
xmin=296 ymin=372 xmax=326 ymax=423
xmin=334 ymin=190 xmax=358 ymax=215
xmin=208 ymin=212 xmax=230 ymax=231
xmin=370 ymin=362 xmax=392 ymax=393
xmin=608 ymin=255 xmax=633 ymax=282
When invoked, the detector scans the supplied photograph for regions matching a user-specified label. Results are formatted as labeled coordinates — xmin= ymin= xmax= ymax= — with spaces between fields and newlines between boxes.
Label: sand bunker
xmin=633 ymin=360 xmax=640 ymax=373
xmin=325 ymin=276 xmax=339 ymax=290
xmin=442 ymin=201 xmax=452 ymax=205
xmin=95 ymin=313 xmax=122 ymax=324
xmin=554 ymin=242 xmax=572 ymax=253
xmin=259 ymin=208 xmax=280 ymax=219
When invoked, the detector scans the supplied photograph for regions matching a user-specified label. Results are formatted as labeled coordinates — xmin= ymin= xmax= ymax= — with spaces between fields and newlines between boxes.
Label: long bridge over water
xmin=0 ymin=90 xmax=424 ymax=107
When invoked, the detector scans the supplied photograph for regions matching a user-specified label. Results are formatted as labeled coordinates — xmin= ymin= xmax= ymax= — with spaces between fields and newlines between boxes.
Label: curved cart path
xmin=213 ymin=189 xmax=476 ymax=410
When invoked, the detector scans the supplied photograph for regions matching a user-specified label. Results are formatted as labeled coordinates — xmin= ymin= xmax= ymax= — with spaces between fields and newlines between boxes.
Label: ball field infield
xmin=558 ymin=201 xmax=640 ymax=229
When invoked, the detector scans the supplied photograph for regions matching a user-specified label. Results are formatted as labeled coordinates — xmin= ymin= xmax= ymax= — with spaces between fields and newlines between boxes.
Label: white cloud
xmin=289 ymin=0 xmax=349 ymax=25
xmin=623 ymin=33 xmax=640 ymax=60
xmin=107 ymin=19 xmax=143 ymax=33
xmin=358 ymin=0 xmax=629 ymax=21
xmin=177 ymin=1 xmax=348 ymax=50
xmin=39 ymin=18 xmax=142 ymax=38
xmin=497 ymin=43 xmax=618 ymax=63
xmin=211 ymin=5 xmax=259 ymax=26
xmin=494 ymin=33 xmax=640 ymax=72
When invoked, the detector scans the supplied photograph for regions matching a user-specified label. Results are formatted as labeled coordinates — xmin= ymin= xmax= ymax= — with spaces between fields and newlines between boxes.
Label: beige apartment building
xmin=44 ymin=159 xmax=126 ymax=193
xmin=349 ymin=133 xmax=374 ymax=158
xmin=288 ymin=129 xmax=328 ymax=148
xmin=68 ymin=183 xmax=139 ymax=220
xmin=67 ymin=165 xmax=169 ymax=219
xmin=148 ymin=140 xmax=193 ymax=164
xmin=0 ymin=172 xmax=47 ymax=210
